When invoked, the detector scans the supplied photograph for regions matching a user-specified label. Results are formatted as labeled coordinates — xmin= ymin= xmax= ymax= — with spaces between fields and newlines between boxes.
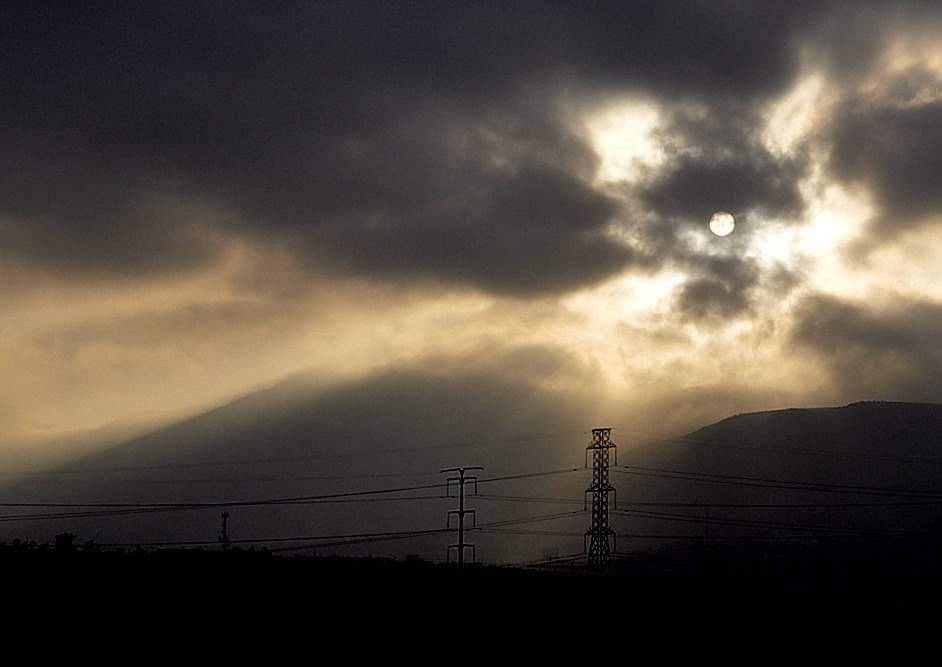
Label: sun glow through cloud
xmin=585 ymin=100 xmax=663 ymax=185
xmin=763 ymin=72 xmax=828 ymax=154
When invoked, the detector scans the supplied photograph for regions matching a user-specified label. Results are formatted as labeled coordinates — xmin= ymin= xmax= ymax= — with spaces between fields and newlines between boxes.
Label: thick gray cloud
xmin=792 ymin=293 xmax=942 ymax=400
xmin=0 ymin=133 xmax=223 ymax=280
xmin=802 ymin=1 xmax=942 ymax=84
xmin=0 ymin=1 xmax=841 ymax=297
xmin=640 ymin=106 xmax=808 ymax=227
xmin=828 ymin=72 xmax=942 ymax=241
xmin=671 ymin=255 xmax=761 ymax=323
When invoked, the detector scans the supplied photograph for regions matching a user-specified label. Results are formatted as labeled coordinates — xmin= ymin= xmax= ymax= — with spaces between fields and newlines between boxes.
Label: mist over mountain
xmin=4 ymin=367 xmax=942 ymax=566
xmin=0 ymin=368 xmax=597 ymax=562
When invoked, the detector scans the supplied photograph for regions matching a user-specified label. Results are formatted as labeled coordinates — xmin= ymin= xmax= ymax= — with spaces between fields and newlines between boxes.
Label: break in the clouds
xmin=3 ymin=1 xmax=942 ymax=444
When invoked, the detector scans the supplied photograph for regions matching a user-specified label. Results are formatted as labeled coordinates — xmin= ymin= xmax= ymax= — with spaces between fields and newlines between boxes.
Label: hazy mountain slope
xmin=35 ymin=369 xmax=592 ymax=474
xmin=0 ymin=369 xmax=595 ymax=560
xmin=6 ymin=389 xmax=942 ymax=563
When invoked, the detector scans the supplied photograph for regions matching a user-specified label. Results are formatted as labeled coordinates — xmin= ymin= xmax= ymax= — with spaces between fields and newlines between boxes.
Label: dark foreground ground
xmin=5 ymin=538 xmax=942 ymax=622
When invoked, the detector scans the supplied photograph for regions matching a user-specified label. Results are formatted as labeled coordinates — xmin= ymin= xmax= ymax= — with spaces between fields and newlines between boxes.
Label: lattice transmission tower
xmin=584 ymin=428 xmax=616 ymax=574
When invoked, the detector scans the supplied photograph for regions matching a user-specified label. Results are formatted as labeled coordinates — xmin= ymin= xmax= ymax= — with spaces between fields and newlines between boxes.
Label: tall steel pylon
xmin=585 ymin=428 xmax=616 ymax=574
xmin=442 ymin=466 xmax=483 ymax=573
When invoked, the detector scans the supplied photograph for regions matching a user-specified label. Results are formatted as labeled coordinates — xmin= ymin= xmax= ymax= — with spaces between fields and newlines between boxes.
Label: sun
xmin=709 ymin=211 xmax=735 ymax=237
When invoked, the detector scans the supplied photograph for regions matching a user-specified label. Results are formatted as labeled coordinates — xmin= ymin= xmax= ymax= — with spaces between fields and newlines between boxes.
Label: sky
xmin=3 ymin=1 xmax=942 ymax=454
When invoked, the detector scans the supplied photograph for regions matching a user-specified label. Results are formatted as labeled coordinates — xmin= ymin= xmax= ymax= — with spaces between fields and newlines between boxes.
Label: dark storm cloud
xmin=671 ymin=255 xmax=762 ymax=323
xmin=639 ymin=106 xmax=808 ymax=227
xmin=308 ymin=162 xmax=638 ymax=296
xmin=792 ymin=294 xmax=942 ymax=400
xmin=828 ymin=71 xmax=942 ymax=241
xmin=0 ymin=129 xmax=223 ymax=279
xmin=802 ymin=1 xmax=942 ymax=84
xmin=0 ymin=2 xmax=837 ymax=296
xmin=674 ymin=275 xmax=755 ymax=323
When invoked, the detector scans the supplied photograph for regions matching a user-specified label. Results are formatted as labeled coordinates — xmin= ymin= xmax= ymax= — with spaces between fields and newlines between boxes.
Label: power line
xmin=0 ymin=506 xmax=196 ymax=523
xmin=474 ymin=493 xmax=942 ymax=509
xmin=0 ymin=471 xmax=447 ymax=484
xmin=473 ymin=510 xmax=586 ymax=529
xmin=613 ymin=464 xmax=942 ymax=498
xmin=478 ymin=528 xmax=585 ymax=538
xmin=0 ymin=466 xmax=583 ymax=510
xmin=0 ymin=480 xmax=449 ymax=509
xmin=474 ymin=494 xmax=584 ymax=505
xmin=265 ymin=529 xmax=465 ymax=554
xmin=500 ymin=552 xmax=587 ymax=569
xmin=616 ymin=499 xmax=942 ymax=509
xmin=611 ymin=424 xmax=942 ymax=467
xmin=91 ymin=510 xmax=593 ymax=552
xmin=613 ymin=508 xmax=927 ymax=536
xmin=0 ymin=495 xmax=450 ymax=523
xmin=615 ymin=533 xmax=930 ymax=541
xmin=96 ymin=528 xmax=451 ymax=549
xmin=477 ymin=467 xmax=583 ymax=484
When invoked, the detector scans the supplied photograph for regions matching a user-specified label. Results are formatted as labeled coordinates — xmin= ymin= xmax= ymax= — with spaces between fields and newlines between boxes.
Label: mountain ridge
xmin=4 ymin=377 xmax=942 ymax=562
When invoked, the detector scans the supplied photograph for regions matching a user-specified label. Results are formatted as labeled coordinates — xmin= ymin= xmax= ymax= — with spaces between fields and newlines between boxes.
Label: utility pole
xmin=219 ymin=511 xmax=231 ymax=550
xmin=442 ymin=466 xmax=483 ymax=573
xmin=702 ymin=505 xmax=711 ymax=575
xmin=585 ymin=428 xmax=616 ymax=575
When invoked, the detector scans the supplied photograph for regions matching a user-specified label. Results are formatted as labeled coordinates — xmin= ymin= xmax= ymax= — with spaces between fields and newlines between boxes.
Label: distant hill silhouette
xmin=615 ymin=401 xmax=942 ymax=560
xmin=644 ymin=400 xmax=942 ymax=485
xmin=691 ymin=401 xmax=942 ymax=458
